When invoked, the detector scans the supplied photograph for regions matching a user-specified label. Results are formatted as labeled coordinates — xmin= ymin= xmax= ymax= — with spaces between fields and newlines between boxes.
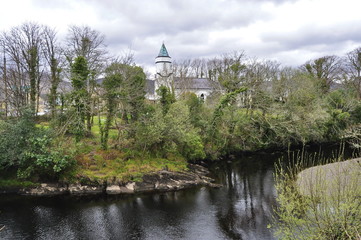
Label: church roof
xmin=174 ymin=77 xmax=219 ymax=90
xmin=157 ymin=43 xmax=170 ymax=57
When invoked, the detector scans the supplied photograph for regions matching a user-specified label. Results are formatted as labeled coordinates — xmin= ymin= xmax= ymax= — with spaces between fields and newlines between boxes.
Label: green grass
xmin=0 ymin=179 xmax=39 ymax=189
xmin=73 ymin=149 xmax=188 ymax=183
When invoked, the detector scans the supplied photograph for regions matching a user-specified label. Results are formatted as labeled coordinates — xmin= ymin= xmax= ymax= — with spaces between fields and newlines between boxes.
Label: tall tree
xmin=343 ymin=47 xmax=361 ymax=98
xmin=209 ymin=51 xmax=247 ymax=93
xmin=43 ymin=26 xmax=63 ymax=118
xmin=65 ymin=25 xmax=108 ymax=131
xmin=99 ymin=63 xmax=122 ymax=150
xmin=2 ymin=22 xmax=44 ymax=115
xmin=302 ymin=55 xmax=341 ymax=93
xmin=70 ymin=56 xmax=89 ymax=142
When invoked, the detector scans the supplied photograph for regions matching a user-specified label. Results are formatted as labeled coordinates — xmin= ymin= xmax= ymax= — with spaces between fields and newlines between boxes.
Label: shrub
xmin=0 ymin=110 xmax=73 ymax=181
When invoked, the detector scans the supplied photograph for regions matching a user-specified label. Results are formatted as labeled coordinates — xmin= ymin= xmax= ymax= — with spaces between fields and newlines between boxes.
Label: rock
xmin=68 ymin=184 xmax=103 ymax=195
xmin=134 ymin=181 xmax=155 ymax=192
xmin=20 ymin=183 xmax=67 ymax=196
xmin=106 ymin=185 xmax=121 ymax=195
xmin=2 ymin=163 xmax=221 ymax=196
xmin=125 ymin=182 xmax=135 ymax=191
xmin=119 ymin=186 xmax=134 ymax=194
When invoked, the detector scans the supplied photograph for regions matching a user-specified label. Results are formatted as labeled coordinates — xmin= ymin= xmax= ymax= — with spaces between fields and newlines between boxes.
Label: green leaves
xmin=19 ymin=134 xmax=73 ymax=180
xmin=0 ymin=111 xmax=73 ymax=180
xmin=135 ymin=102 xmax=206 ymax=161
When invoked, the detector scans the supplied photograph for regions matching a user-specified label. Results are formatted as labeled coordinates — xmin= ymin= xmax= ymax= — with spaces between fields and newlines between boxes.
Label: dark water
xmin=0 ymin=144 xmax=350 ymax=240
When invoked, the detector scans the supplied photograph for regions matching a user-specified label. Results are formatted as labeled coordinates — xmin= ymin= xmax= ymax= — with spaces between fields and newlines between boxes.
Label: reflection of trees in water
xmin=214 ymin=157 xmax=277 ymax=240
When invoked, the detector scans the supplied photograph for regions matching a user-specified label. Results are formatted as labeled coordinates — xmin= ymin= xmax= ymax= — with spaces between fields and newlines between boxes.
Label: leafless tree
xmin=1 ymin=22 xmax=45 ymax=115
xmin=301 ymin=55 xmax=341 ymax=93
xmin=343 ymin=47 xmax=361 ymax=98
xmin=65 ymin=25 xmax=108 ymax=75
xmin=42 ymin=26 xmax=64 ymax=117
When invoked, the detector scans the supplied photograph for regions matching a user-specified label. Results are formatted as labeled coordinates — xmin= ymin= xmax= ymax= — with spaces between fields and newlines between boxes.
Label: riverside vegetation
xmin=1 ymin=23 xmax=361 ymax=196
xmin=273 ymin=149 xmax=361 ymax=239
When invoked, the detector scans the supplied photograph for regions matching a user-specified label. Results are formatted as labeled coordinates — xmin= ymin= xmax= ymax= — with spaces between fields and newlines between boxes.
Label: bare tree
xmin=343 ymin=47 xmax=361 ymax=98
xmin=1 ymin=22 xmax=44 ymax=115
xmin=65 ymin=25 xmax=108 ymax=75
xmin=1 ymin=41 xmax=8 ymax=118
xmin=302 ymin=55 xmax=341 ymax=93
xmin=43 ymin=26 xmax=63 ymax=117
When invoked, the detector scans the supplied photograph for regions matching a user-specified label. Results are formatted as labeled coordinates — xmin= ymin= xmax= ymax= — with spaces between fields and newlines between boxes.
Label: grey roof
xmin=157 ymin=43 xmax=170 ymax=58
xmin=174 ymin=77 xmax=217 ymax=90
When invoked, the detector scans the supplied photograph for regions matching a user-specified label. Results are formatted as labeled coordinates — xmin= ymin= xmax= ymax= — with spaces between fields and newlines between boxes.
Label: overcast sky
xmin=2 ymin=0 xmax=361 ymax=75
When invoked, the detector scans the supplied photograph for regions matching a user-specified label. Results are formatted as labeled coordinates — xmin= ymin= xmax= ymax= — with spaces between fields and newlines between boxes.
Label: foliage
xmin=0 ymin=110 xmax=73 ymax=181
xmin=0 ymin=109 xmax=36 ymax=167
xmin=99 ymin=63 xmax=122 ymax=149
xmin=156 ymin=85 xmax=176 ymax=115
xmin=70 ymin=56 xmax=90 ymax=142
xmin=18 ymin=134 xmax=74 ymax=180
xmin=135 ymin=102 xmax=205 ymax=161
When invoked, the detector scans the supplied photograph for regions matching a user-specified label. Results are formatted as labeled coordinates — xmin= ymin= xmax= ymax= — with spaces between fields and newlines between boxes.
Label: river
xmin=0 ymin=144 xmax=350 ymax=240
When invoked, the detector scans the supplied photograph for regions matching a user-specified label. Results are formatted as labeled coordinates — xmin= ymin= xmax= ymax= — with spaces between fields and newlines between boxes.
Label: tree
xmin=65 ymin=25 xmax=108 ymax=131
xmin=135 ymin=102 xmax=205 ymax=161
xmin=208 ymin=51 xmax=247 ymax=93
xmin=302 ymin=55 xmax=341 ymax=93
xmin=244 ymin=59 xmax=280 ymax=113
xmin=1 ymin=22 xmax=44 ymax=115
xmin=99 ymin=63 xmax=122 ymax=150
xmin=70 ymin=56 xmax=89 ymax=142
xmin=157 ymin=85 xmax=176 ymax=115
xmin=343 ymin=47 xmax=361 ymax=98
xmin=97 ymin=60 xmax=146 ymax=148
xmin=43 ymin=26 xmax=63 ymax=118
xmin=121 ymin=65 xmax=146 ymax=122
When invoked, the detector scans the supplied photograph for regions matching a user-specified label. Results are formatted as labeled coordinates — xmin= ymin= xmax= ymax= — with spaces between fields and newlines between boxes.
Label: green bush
xmin=135 ymin=102 xmax=206 ymax=161
xmin=18 ymin=134 xmax=74 ymax=180
xmin=0 ymin=110 xmax=73 ymax=181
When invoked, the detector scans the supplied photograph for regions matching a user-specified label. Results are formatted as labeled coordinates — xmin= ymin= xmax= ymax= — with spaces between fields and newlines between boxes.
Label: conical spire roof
xmin=157 ymin=43 xmax=170 ymax=57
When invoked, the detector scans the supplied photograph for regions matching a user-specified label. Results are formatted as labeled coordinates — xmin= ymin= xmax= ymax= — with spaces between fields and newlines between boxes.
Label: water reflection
xmin=209 ymin=154 xmax=277 ymax=239
xmin=0 ymin=153 xmax=280 ymax=240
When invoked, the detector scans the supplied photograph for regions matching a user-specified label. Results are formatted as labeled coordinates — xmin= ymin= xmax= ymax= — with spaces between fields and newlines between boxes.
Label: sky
xmin=1 ymin=0 xmax=361 ymax=75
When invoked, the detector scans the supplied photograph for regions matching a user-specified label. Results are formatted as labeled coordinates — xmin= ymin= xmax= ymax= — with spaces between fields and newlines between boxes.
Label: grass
xmin=73 ymin=149 xmax=188 ymax=183
xmin=0 ymin=179 xmax=39 ymax=189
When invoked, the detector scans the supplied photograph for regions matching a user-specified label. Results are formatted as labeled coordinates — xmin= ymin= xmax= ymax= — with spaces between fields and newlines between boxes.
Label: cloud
xmin=2 ymin=0 xmax=361 ymax=73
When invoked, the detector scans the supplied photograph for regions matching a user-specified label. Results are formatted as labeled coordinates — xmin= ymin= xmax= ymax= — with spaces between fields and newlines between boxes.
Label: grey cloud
xmin=261 ymin=23 xmax=361 ymax=51
xmin=39 ymin=0 xmax=360 ymax=70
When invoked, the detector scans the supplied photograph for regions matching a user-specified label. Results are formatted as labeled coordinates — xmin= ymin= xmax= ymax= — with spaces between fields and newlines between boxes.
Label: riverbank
xmin=0 ymin=164 xmax=221 ymax=196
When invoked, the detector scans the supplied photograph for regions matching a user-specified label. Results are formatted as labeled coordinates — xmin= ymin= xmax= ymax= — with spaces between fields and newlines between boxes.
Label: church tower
xmin=155 ymin=43 xmax=173 ymax=91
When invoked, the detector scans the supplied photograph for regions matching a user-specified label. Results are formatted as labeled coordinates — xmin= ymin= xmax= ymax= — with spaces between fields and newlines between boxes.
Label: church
xmin=145 ymin=43 xmax=218 ymax=101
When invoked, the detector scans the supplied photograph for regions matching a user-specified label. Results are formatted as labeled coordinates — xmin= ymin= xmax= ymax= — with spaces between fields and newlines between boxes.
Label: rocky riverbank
xmin=0 ymin=164 xmax=221 ymax=196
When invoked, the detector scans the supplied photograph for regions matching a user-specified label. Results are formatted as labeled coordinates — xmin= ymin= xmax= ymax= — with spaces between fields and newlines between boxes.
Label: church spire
xmin=158 ymin=43 xmax=170 ymax=57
